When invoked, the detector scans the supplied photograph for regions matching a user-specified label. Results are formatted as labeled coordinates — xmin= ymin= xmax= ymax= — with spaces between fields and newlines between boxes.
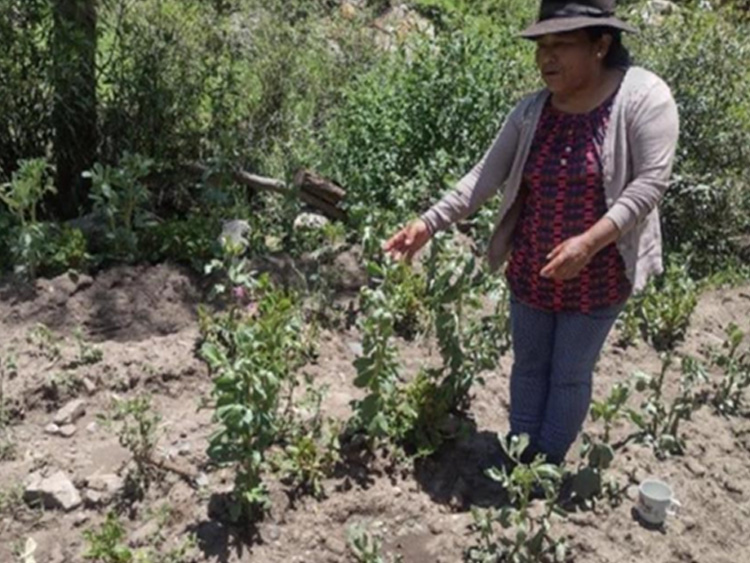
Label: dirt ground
xmin=1 ymin=262 xmax=749 ymax=563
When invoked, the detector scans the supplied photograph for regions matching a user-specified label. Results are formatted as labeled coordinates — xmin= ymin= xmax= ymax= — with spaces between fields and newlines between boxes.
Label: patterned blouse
xmin=505 ymin=90 xmax=631 ymax=313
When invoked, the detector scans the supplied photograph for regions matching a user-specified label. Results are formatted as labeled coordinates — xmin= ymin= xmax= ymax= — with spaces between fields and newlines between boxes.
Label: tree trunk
xmin=51 ymin=0 xmax=97 ymax=219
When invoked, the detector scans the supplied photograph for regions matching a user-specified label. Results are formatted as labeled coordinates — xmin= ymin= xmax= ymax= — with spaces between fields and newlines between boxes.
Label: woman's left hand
xmin=540 ymin=234 xmax=595 ymax=281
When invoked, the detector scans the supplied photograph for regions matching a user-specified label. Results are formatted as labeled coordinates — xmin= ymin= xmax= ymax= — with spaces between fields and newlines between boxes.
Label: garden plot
xmin=1 ymin=260 xmax=749 ymax=563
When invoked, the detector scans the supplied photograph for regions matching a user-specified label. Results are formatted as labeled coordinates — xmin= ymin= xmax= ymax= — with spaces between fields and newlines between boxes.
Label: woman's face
xmin=534 ymin=30 xmax=610 ymax=97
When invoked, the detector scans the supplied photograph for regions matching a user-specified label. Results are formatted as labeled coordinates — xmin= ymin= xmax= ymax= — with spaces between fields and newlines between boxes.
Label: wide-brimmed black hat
xmin=520 ymin=0 xmax=637 ymax=39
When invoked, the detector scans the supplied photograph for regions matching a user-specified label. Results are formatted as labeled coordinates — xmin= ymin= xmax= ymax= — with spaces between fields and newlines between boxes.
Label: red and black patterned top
xmin=505 ymin=91 xmax=631 ymax=313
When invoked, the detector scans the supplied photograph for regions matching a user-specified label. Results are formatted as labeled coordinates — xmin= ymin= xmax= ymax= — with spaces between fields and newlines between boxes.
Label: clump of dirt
xmin=0 ymin=264 xmax=201 ymax=342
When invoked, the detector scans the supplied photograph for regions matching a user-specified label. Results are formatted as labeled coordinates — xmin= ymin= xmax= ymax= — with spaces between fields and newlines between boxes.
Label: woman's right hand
xmin=382 ymin=218 xmax=432 ymax=262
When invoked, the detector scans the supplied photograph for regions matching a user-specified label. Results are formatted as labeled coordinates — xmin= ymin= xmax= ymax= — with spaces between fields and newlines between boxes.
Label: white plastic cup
xmin=636 ymin=479 xmax=681 ymax=526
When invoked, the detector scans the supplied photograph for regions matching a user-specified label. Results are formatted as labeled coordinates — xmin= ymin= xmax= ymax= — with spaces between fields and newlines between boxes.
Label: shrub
xmin=317 ymin=28 xmax=536 ymax=232
xmin=200 ymin=273 xmax=306 ymax=521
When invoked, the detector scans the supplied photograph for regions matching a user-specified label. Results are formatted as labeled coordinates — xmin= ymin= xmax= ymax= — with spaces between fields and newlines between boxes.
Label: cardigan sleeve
xmin=605 ymin=79 xmax=680 ymax=234
xmin=420 ymin=100 xmax=525 ymax=234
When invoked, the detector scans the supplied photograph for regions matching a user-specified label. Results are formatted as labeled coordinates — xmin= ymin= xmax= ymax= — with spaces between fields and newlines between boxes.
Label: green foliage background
xmin=0 ymin=0 xmax=749 ymax=279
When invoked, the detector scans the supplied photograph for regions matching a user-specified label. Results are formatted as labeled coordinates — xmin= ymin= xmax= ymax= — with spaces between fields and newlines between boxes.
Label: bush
xmin=634 ymin=5 xmax=750 ymax=175
xmin=0 ymin=2 xmax=52 ymax=180
xmin=317 ymin=27 xmax=537 ymax=233
xmin=661 ymin=172 xmax=750 ymax=278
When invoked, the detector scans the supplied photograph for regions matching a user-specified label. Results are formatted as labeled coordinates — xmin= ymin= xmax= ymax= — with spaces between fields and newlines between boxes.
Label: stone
xmin=45 ymin=423 xmax=61 ymax=436
xmin=84 ymin=489 xmax=104 ymax=507
xmin=82 ymin=377 xmax=97 ymax=395
xmin=323 ymin=535 xmax=346 ymax=555
xmin=86 ymin=422 xmax=98 ymax=433
xmin=53 ymin=399 xmax=87 ymax=426
xmin=73 ymin=512 xmax=90 ymax=527
xmin=24 ymin=470 xmax=82 ymax=511
xmin=220 ymin=220 xmax=251 ymax=248
xmin=685 ymin=458 xmax=707 ymax=478
xmin=195 ymin=472 xmax=209 ymax=488
xmin=265 ymin=524 xmax=281 ymax=542
xmin=293 ymin=212 xmax=330 ymax=231
xmin=724 ymin=480 xmax=743 ymax=495
xmin=87 ymin=473 xmax=124 ymax=496
xmin=347 ymin=341 xmax=363 ymax=356
xmin=59 ymin=424 xmax=77 ymax=438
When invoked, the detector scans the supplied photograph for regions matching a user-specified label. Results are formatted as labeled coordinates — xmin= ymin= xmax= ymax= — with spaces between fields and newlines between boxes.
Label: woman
xmin=384 ymin=0 xmax=679 ymax=465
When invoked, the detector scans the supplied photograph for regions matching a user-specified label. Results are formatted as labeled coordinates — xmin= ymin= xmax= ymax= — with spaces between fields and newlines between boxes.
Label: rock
xmin=724 ymin=480 xmax=743 ymax=495
xmin=265 ymin=524 xmax=281 ymax=542
xmin=195 ymin=472 xmax=209 ymax=488
xmin=682 ymin=517 xmax=697 ymax=531
xmin=45 ymin=423 xmax=61 ymax=436
xmin=167 ymin=441 xmax=192 ymax=458
xmin=341 ymin=2 xmax=357 ymax=20
xmin=73 ymin=512 xmax=90 ymax=527
xmin=625 ymin=485 xmax=638 ymax=502
xmin=84 ymin=489 xmax=104 ymax=507
xmin=323 ymin=535 xmax=346 ymax=555
xmin=649 ymin=0 xmax=677 ymax=14
xmin=347 ymin=341 xmax=363 ymax=356
xmin=220 ymin=220 xmax=251 ymax=248
xmin=82 ymin=377 xmax=97 ymax=395
xmin=86 ymin=422 xmax=98 ymax=433
xmin=685 ymin=458 xmax=707 ymax=478
xmin=24 ymin=470 xmax=82 ymax=511
xmin=87 ymin=473 xmax=124 ymax=496
xmin=59 ymin=424 xmax=77 ymax=437
xmin=53 ymin=399 xmax=87 ymax=426
xmin=293 ymin=212 xmax=329 ymax=231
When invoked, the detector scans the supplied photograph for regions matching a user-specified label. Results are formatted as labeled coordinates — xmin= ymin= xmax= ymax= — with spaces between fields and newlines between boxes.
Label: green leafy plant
xmin=347 ymin=524 xmax=403 ymax=563
xmin=86 ymin=153 xmax=155 ymax=262
xmin=627 ymin=353 xmax=708 ymax=458
xmin=349 ymin=281 xmax=402 ymax=442
xmin=349 ymin=240 xmax=511 ymax=457
xmin=102 ymin=395 xmax=162 ymax=497
xmin=82 ymin=511 xmax=133 ymax=563
xmin=0 ymin=158 xmax=56 ymax=278
xmin=73 ymin=327 xmax=104 ymax=367
xmin=26 ymin=323 xmax=62 ymax=362
xmin=629 ymin=262 xmax=699 ymax=351
xmin=0 ymin=353 xmax=17 ymax=429
xmin=200 ymin=273 xmax=305 ymax=522
xmin=468 ymin=435 xmax=567 ymax=563
xmin=272 ymin=377 xmax=341 ymax=498
xmin=711 ymin=323 xmax=750 ymax=415
xmin=569 ymin=383 xmax=631 ymax=506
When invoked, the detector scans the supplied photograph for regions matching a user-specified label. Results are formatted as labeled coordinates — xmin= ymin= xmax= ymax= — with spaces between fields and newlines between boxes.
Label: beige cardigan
xmin=421 ymin=66 xmax=680 ymax=293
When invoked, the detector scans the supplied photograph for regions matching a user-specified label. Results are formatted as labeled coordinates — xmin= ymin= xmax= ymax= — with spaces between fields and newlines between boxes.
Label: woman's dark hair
xmin=586 ymin=26 xmax=631 ymax=69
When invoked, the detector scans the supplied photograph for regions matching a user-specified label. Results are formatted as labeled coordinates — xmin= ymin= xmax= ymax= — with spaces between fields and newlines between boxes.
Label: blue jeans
xmin=508 ymin=294 xmax=624 ymax=464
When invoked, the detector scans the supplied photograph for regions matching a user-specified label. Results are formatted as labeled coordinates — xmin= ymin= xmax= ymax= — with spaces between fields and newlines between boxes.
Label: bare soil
xmin=1 ymin=262 xmax=749 ymax=563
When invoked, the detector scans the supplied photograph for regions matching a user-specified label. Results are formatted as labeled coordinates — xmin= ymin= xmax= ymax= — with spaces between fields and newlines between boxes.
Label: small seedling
xmin=274 ymin=378 xmax=341 ymax=498
xmin=711 ymin=323 xmax=750 ymax=416
xmin=1 ymin=354 xmax=18 ymax=428
xmin=82 ymin=511 xmax=132 ymax=563
xmin=569 ymin=383 xmax=631 ymax=507
xmin=627 ymin=353 xmax=707 ymax=458
xmin=73 ymin=327 xmax=104 ymax=367
xmin=347 ymin=524 xmax=403 ymax=563
xmin=472 ymin=435 xmax=567 ymax=563
xmin=27 ymin=323 xmax=61 ymax=362
xmin=100 ymin=395 xmax=162 ymax=497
